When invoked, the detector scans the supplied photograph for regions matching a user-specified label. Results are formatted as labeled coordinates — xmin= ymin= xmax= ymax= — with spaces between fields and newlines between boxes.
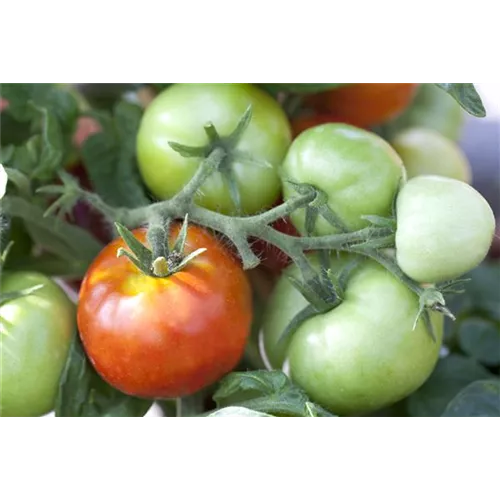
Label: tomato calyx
xmin=168 ymin=106 xmax=272 ymax=214
xmin=278 ymin=252 xmax=361 ymax=346
xmin=114 ymin=215 xmax=206 ymax=278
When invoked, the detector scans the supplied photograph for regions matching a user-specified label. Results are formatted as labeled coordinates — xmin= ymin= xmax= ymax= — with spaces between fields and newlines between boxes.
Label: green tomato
xmin=387 ymin=84 xmax=465 ymax=141
xmin=392 ymin=128 xmax=472 ymax=183
xmin=396 ymin=176 xmax=495 ymax=283
xmin=261 ymin=255 xmax=443 ymax=416
xmin=136 ymin=83 xmax=292 ymax=215
xmin=281 ymin=124 xmax=405 ymax=235
xmin=0 ymin=272 xmax=75 ymax=417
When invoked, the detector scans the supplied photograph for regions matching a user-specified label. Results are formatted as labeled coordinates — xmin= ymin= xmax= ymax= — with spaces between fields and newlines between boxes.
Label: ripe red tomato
xmin=77 ymin=223 xmax=253 ymax=399
xmin=291 ymin=113 xmax=362 ymax=137
xmin=250 ymin=198 xmax=300 ymax=274
xmin=306 ymin=84 xmax=418 ymax=128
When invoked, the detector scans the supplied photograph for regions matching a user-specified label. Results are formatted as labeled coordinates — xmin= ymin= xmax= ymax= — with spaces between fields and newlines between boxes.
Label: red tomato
xmin=291 ymin=113 xmax=362 ymax=137
xmin=251 ymin=199 xmax=300 ymax=274
xmin=306 ymin=83 xmax=418 ymax=128
xmin=78 ymin=224 xmax=253 ymax=399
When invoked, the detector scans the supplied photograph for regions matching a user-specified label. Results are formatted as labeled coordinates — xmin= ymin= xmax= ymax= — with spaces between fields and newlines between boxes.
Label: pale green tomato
xmin=261 ymin=255 xmax=443 ymax=416
xmin=0 ymin=273 xmax=75 ymax=417
xmin=280 ymin=124 xmax=405 ymax=235
xmin=396 ymin=176 xmax=495 ymax=283
xmin=392 ymin=128 xmax=472 ymax=183
xmin=136 ymin=83 xmax=292 ymax=215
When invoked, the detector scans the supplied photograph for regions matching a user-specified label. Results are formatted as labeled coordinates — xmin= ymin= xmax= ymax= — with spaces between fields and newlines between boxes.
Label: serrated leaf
xmin=259 ymin=83 xmax=349 ymax=95
xmin=442 ymin=380 xmax=500 ymax=417
xmin=2 ymin=195 xmax=102 ymax=264
xmin=55 ymin=334 xmax=153 ymax=417
xmin=213 ymin=370 xmax=335 ymax=417
xmin=81 ymin=101 xmax=149 ymax=208
xmin=457 ymin=318 xmax=500 ymax=366
xmin=406 ymin=354 xmax=495 ymax=417
xmin=435 ymin=83 xmax=486 ymax=117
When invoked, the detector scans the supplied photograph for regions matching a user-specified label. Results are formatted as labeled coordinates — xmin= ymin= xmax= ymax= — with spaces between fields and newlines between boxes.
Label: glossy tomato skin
xmin=396 ymin=176 xmax=495 ymax=283
xmin=391 ymin=128 xmax=472 ymax=183
xmin=0 ymin=272 xmax=75 ymax=417
xmin=136 ymin=84 xmax=292 ymax=215
xmin=281 ymin=123 xmax=406 ymax=236
xmin=262 ymin=256 xmax=443 ymax=416
xmin=78 ymin=224 xmax=252 ymax=399
xmin=306 ymin=84 xmax=418 ymax=128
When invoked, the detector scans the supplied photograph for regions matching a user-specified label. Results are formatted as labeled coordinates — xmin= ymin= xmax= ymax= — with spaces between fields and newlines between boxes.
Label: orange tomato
xmin=306 ymin=84 xmax=418 ymax=128
xmin=78 ymin=224 xmax=252 ymax=399
xmin=291 ymin=113 xmax=360 ymax=137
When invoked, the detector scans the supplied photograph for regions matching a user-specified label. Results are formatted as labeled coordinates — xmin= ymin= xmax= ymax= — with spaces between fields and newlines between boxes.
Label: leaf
xmin=55 ymin=334 xmax=153 ymax=417
xmin=406 ymin=354 xmax=495 ymax=417
xmin=457 ymin=318 xmax=500 ymax=366
xmin=81 ymin=101 xmax=149 ymax=208
xmin=435 ymin=83 xmax=486 ymax=117
xmin=213 ymin=370 xmax=335 ymax=417
xmin=259 ymin=83 xmax=349 ymax=95
xmin=207 ymin=407 xmax=273 ymax=417
xmin=442 ymin=380 xmax=500 ymax=417
xmin=2 ymin=195 xmax=102 ymax=264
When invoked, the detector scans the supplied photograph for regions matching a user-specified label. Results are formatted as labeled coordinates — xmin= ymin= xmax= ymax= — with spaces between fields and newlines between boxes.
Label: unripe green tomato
xmin=0 ymin=273 xmax=75 ymax=417
xmin=261 ymin=255 xmax=443 ymax=416
xmin=136 ymin=84 xmax=292 ymax=215
xmin=387 ymin=84 xmax=465 ymax=141
xmin=280 ymin=124 xmax=405 ymax=235
xmin=392 ymin=128 xmax=472 ymax=183
xmin=396 ymin=176 xmax=495 ymax=283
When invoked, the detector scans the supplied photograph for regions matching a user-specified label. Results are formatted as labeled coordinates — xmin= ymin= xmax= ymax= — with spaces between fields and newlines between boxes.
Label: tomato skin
xmin=78 ymin=224 xmax=252 ymax=399
xmin=281 ymin=123 xmax=405 ymax=235
xmin=262 ymin=256 xmax=443 ymax=416
xmin=136 ymin=84 xmax=292 ymax=215
xmin=392 ymin=128 xmax=472 ymax=183
xmin=396 ymin=176 xmax=495 ymax=283
xmin=0 ymin=272 xmax=75 ymax=417
xmin=306 ymin=84 xmax=418 ymax=128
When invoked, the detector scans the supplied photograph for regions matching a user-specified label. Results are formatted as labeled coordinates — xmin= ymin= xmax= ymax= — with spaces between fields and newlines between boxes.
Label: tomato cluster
xmin=1 ymin=83 xmax=497 ymax=418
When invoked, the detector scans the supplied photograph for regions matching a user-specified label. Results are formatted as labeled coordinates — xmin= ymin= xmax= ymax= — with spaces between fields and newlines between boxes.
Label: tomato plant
xmin=391 ymin=128 xmax=472 ymax=183
xmin=0 ymin=272 xmax=75 ymax=417
xmin=77 ymin=223 xmax=252 ymax=399
xmin=281 ymin=123 xmax=405 ymax=235
xmin=261 ymin=255 xmax=444 ymax=416
xmin=396 ymin=176 xmax=495 ymax=283
xmin=136 ymin=83 xmax=292 ymax=215
xmin=2 ymin=82 xmax=496 ymax=419
xmin=305 ymin=84 xmax=418 ymax=128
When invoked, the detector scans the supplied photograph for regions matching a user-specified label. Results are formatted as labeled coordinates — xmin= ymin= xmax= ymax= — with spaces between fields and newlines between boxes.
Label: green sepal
xmin=115 ymin=222 xmax=152 ymax=272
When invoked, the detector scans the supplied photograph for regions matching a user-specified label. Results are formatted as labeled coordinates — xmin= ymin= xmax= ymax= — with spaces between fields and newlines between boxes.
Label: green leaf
xmin=213 ymin=370 xmax=335 ymax=417
xmin=457 ymin=318 xmax=500 ymax=366
xmin=259 ymin=83 xmax=349 ymax=95
xmin=207 ymin=407 xmax=273 ymax=417
xmin=442 ymin=380 xmax=500 ymax=417
xmin=435 ymin=84 xmax=486 ymax=117
xmin=55 ymin=334 xmax=153 ymax=417
xmin=2 ymin=195 xmax=102 ymax=264
xmin=81 ymin=101 xmax=149 ymax=208
xmin=406 ymin=354 xmax=495 ymax=417
xmin=3 ymin=167 xmax=31 ymax=198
